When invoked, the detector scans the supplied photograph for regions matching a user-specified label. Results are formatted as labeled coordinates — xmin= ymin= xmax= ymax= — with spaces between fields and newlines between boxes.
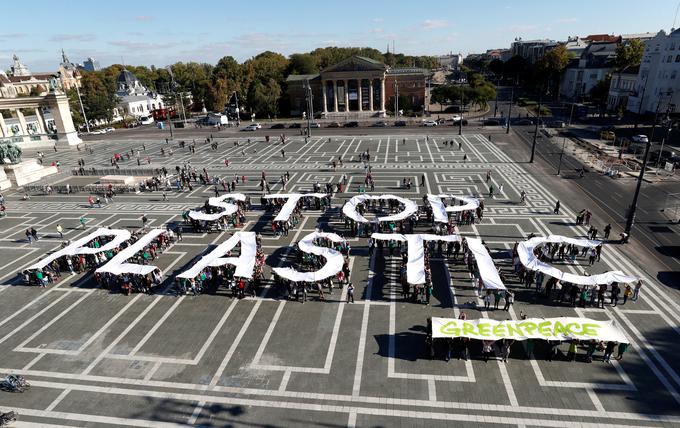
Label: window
xmin=672 ymin=42 xmax=676 ymax=50
xmin=669 ymin=55 xmax=673 ymax=63
xmin=676 ymin=55 xmax=680 ymax=62
xmin=672 ymin=71 xmax=677 ymax=79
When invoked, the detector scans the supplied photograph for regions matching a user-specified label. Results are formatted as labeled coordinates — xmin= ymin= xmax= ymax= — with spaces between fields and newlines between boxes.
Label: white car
xmin=243 ymin=124 xmax=258 ymax=131
xmin=450 ymin=115 xmax=462 ymax=122
xmin=105 ymin=127 xmax=115 ymax=133
xmin=422 ymin=120 xmax=438 ymax=127
xmin=310 ymin=123 xmax=321 ymax=128
xmin=139 ymin=116 xmax=154 ymax=125
xmin=632 ymin=134 xmax=649 ymax=143
xmin=251 ymin=123 xmax=262 ymax=129
xmin=89 ymin=129 xmax=106 ymax=135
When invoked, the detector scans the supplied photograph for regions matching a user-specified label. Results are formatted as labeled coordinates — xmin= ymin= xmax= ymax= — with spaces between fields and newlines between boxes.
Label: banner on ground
xmin=431 ymin=316 xmax=629 ymax=343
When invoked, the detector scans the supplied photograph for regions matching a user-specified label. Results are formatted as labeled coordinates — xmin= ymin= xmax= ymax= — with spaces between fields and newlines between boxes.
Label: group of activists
xmin=265 ymin=194 xmax=332 ymax=236
xmin=23 ymin=226 xmax=177 ymax=295
xmin=271 ymin=232 xmax=352 ymax=303
xmin=182 ymin=195 xmax=251 ymax=233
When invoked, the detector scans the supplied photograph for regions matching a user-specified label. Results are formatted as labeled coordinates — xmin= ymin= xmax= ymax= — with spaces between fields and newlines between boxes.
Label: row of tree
xmin=430 ymin=67 xmax=497 ymax=111
xmin=68 ymin=47 xmax=438 ymax=126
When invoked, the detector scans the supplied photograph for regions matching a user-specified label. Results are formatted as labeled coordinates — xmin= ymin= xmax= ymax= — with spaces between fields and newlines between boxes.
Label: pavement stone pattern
xmin=0 ymin=134 xmax=679 ymax=427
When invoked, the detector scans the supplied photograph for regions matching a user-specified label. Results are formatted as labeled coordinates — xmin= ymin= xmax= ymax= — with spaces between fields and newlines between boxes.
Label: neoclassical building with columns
xmin=286 ymin=56 xmax=428 ymax=119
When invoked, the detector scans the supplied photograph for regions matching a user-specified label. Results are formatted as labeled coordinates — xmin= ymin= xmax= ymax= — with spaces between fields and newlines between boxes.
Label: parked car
xmin=422 ymin=120 xmax=438 ymax=127
xmin=372 ymin=121 xmax=388 ymax=127
xmin=451 ymin=119 xmax=468 ymax=126
xmin=548 ymin=120 xmax=566 ymax=128
xmin=327 ymin=121 xmax=341 ymax=128
xmin=394 ymin=120 xmax=407 ymax=127
xmin=483 ymin=118 xmax=506 ymax=126
xmin=289 ymin=123 xmax=301 ymax=128
xmin=310 ymin=122 xmax=321 ymax=128
xmin=514 ymin=118 xmax=533 ymax=126
xmin=449 ymin=115 xmax=462 ymax=122
xmin=242 ymin=124 xmax=258 ymax=131
xmin=344 ymin=121 xmax=359 ymax=127
xmin=105 ymin=127 xmax=115 ymax=133
xmin=632 ymin=134 xmax=649 ymax=143
xmin=600 ymin=130 xmax=616 ymax=141
xmin=139 ymin=115 xmax=154 ymax=125
xmin=89 ymin=129 xmax=106 ymax=135
xmin=270 ymin=123 xmax=285 ymax=129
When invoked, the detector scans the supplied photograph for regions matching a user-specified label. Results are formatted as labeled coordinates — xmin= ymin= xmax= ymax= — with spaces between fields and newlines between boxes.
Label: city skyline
xmin=1 ymin=0 xmax=678 ymax=71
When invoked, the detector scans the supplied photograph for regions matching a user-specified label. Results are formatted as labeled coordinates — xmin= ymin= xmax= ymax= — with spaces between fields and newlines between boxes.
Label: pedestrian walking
xmin=503 ymin=290 xmax=514 ymax=311
xmin=623 ymin=285 xmax=633 ymax=304
xmin=616 ymin=342 xmax=629 ymax=360
xmin=603 ymin=341 xmax=617 ymax=363
xmin=56 ymin=224 xmax=63 ymax=239
xmin=79 ymin=216 xmax=87 ymax=229
xmin=554 ymin=200 xmax=560 ymax=214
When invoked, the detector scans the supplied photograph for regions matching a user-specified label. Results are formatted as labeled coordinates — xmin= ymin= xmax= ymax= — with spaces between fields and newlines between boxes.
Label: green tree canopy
xmin=615 ymin=39 xmax=644 ymax=70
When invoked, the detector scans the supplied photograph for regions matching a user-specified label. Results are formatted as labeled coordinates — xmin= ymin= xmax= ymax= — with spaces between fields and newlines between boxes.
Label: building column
xmin=322 ymin=80 xmax=328 ymax=114
xmin=357 ymin=79 xmax=363 ymax=112
xmin=333 ymin=80 xmax=338 ymax=113
xmin=0 ymin=111 xmax=6 ymax=138
xmin=43 ymin=92 xmax=82 ymax=146
xmin=34 ymin=108 xmax=46 ymax=134
xmin=380 ymin=78 xmax=386 ymax=112
xmin=16 ymin=109 xmax=28 ymax=139
xmin=369 ymin=79 xmax=374 ymax=111
xmin=344 ymin=79 xmax=350 ymax=112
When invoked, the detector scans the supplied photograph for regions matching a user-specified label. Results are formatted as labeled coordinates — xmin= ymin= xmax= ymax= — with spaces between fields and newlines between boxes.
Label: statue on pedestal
xmin=0 ymin=143 xmax=23 ymax=164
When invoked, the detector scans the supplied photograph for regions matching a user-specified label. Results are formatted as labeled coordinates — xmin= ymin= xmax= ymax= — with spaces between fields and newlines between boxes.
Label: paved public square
xmin=0 ymin=132 xmax=679 ymax=427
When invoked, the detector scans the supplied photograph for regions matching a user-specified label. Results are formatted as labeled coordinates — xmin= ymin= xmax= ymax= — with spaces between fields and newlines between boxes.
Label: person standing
xmin=141 ymin=214 xmax=148 ymax=230
xmin=622 ymin=285 xmax=632 ymax=304
xmin=503 ymin=290 xmax=514 ymax=311
xmin=346 ymin=283 xmax=354 ymax=303
xmin=603 ymin=223 xmax=612 ymax=240
xmin=616 ymin=342 xmax=629 ymax=360
xmin=79 ymin=216 xmax=87 ymax=229
xmin=56 ymin=224 xmax=63 ymax=239
xmin=554 ymin=200 xmax=560 ymax=214
xmin=603 ymin=341 xmax=617 ymax=364
xmin=633 ymin=280 xmax=643 ymax=301
xmin=25 ymin=228 xmax=32 ymax=244
xmin=483 ymin=290 xmax=492 ymax=310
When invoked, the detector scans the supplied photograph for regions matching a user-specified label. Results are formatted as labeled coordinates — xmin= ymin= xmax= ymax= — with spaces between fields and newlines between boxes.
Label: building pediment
xmin=321 ymin=56 xmax=387 ymax=74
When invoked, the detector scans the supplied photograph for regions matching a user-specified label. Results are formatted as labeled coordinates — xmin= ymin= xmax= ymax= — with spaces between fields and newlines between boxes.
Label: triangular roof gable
xmin=321 ymin=56 xmax=387 ymax=73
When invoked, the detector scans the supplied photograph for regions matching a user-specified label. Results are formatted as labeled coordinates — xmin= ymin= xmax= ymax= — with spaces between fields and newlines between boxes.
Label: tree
xmin=288 ymin=53 xmax=318 ymax=75
xmin=589 ymin=74 xmax=612 ymax=110
xmin=615 ymin=39 xmax=644 ymax=70
xmin=66 ymin=88 xmax=85 ymax=128
xmin=535 ymin=45 xmax=571 ymax=99
xmin=503 ymin=55 xmax=528 ymax=84
xmin=206 ymin=77 xmax=228 ymax=112
xmin=488 ymin=59 xmax=504 ymax=78
xmin=246 ymin=78 xmax=281 ymax=117
xmin=78 ymin=72 xmax=118 ymax=123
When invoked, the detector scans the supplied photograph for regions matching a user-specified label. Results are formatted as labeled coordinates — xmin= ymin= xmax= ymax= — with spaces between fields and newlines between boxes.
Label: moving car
xmin=344 ymin=121 xmax=359 ymax=128
xmin=105 ymin=127 xmax=115 ymax=133
xmin=327 ymin=122 xmax=341 ymax=128
xmin=483 ymin=118 xmax=506 ymax=126
xmin=632 ymin=134 xmax=649 ymax=143
xmin=548 ymin=120 xmax=566 ymax=128
xmin=514 ymin=118 xmax=533 ymax=126
xmin=422 ymin=120 xmax=438 ymax=127
xmin=289 ymin=123 xmax=301 ymax=128
xmin=394 ymin=120 xmax=407 ymax=127
xmin=372 ymin=121 xmax=388 ymax=127
xmin=270 ymin=123 xmax=285 ymax=129
xmin=310 ymin=123 xmax=321 ymax=128
xmin=242 ymin=124 xmax=259 ymax=131
xmin=88 ymin=129 xmax=106 ymax=135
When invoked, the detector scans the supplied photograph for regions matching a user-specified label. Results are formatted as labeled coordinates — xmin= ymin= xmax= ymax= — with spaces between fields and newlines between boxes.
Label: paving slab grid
xmin=0 ymin=134 xmax=679 ymax=428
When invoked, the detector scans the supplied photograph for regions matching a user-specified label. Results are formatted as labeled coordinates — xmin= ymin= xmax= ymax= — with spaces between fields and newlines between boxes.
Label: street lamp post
xmin=493 ymin=78 xmax=500 ymax=117
xmin=74 ymin=84 xmax=90 ymax=133
xmin=393 ymin=80 xmax=399 ymax=118
xmin=506 ymin=86 xmax=514 ymax=134
xmin=557 ymin=137 xmax=566 ymax=175
xmin=304 ymin=79 xmax=313 ymax=138
xmin=459 ymin=84 xmax=464 ymax=136
xmin=624 ymin=97 xmax=663 ymax=237
xmin=529 ymin=93 xmax=542 ymax=163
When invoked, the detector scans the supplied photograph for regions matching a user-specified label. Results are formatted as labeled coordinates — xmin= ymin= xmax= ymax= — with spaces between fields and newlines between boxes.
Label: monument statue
xmin=0 ymin=143 xmax=23 ymax=164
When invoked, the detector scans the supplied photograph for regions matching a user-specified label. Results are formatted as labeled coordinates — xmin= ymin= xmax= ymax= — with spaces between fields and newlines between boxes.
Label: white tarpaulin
xmin=188 ymin=193 xmax=246 ymax=222
xmin=96 ymin=229 xmax=167 ymax=276
xmin=177 ymin=231 xmax=257 ymax=279
xmin=371 ymin=233 xmax=461 ymax=285
xmin=264 ymin=193 xmax=328 ymax=222
xmin=517 ymin=235 xmax=638 ymax=285
xmin=342 ymin=195 xmax=419 ymax=223
xmin=28 ymin=228 xmax=131 ymax=271
xmin=427 ymin=194 xmax=480 ymax=223
xmin=272 ymin=232 xmax=345 ymax=282
xmin=431 ymin=316 xmax=629 ymax=343
xmin=467 ymin=238 xmax=506 ymax=290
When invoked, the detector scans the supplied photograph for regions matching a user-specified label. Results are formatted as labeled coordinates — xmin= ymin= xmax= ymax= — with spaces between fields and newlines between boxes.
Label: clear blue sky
xmin=1 ymin=0 xmax=676 ymax=71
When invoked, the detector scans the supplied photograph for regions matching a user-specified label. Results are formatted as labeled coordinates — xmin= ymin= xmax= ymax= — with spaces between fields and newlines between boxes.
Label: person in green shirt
xmin=616 ymin=342 xmax=629 ymax=360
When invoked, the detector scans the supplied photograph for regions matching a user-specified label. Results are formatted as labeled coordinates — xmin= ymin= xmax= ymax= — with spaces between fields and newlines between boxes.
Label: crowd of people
xmin=272 ymin=234 xmax=352 ymax=302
